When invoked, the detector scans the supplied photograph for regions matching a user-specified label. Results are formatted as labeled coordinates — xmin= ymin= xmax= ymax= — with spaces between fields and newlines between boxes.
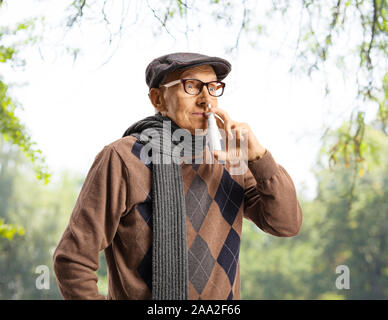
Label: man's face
xmin=151 ymin=65 xmax=219 ymax=135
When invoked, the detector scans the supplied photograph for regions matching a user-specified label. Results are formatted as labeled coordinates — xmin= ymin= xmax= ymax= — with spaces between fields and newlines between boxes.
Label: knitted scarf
xmin=122 ymin=113 xmax=206 ymax=300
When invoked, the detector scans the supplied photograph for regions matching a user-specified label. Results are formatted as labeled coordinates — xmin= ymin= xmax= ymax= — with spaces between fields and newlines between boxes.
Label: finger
xmin=239 ymin=128 xmax=245 ymax=142
xmin=215 ymin=148 xmax=242 ymax=164
xmin=241 ymin=127 xmax=249 ymax=143
xmin=231 ymin=123 xmax=242 ymax=142
xmin=208 ymin=108 xmax=226 ymax=135
xmin=215 ymin=116 xmax=223 ymax=130
xmin=213 ymin=150 xmax=227 ymax=162
xmin=233 ymin=124 xmax=247 ymax=143
xmin=213 ymin=112 xmax=231 ymax=137
xmin=213 ymin=117 xmax=229 ymax=150
xmin=210 ymin=106 xmax=233 ymax=139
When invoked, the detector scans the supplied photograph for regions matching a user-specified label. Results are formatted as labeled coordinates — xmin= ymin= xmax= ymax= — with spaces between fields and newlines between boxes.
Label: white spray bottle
xmin=206 ymin=103 xmax=223 ymax=152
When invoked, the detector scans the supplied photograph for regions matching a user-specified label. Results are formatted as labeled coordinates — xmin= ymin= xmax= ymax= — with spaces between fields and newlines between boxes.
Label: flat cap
xmin=145 ymin=52 xmax=232 ymax=89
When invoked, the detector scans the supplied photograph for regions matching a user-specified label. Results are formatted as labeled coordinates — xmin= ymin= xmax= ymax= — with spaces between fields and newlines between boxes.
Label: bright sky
xmin=0 ymin=0 xmax=364 ymax=200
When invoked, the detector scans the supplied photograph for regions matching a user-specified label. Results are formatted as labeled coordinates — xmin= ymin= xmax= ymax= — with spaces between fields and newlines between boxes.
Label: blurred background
xmin=0 ymin=0 xmax=387 ymax=299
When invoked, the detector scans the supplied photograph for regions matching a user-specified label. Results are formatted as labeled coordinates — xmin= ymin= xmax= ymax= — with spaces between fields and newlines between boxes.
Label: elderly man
xmin=53 ymin=52 xmax=302 ymax=300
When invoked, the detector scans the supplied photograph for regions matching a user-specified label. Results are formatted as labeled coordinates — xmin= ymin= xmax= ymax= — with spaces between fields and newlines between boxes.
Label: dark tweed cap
xmin=145 ymin=52 xmax=232 ymax=90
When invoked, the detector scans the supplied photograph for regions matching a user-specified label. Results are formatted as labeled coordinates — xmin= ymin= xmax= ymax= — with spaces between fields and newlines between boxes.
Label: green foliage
xmin=58 ymin=0 xmax=388 ymax=170
xmin=328 ymin=111 xmax=366 ymax=170
xmin=241 ymin=125 xmax=388 ymax=299
xmin=0 ymin=0 xmax=387 ymax=299
xmin=0 ymin=135 xmax=109 ymax=298
xmin=378 ymin=72 xmax=388 ymax=132
xmin=0 ymin=80 xmax=51 ymax=184
xmin=0 ymin=46 xmax=15 ymax=63
xmin=1 ymin=123 xmax=387 ymax=299
xmin=0 ymin=137 xmax=93 ymax=298
xmin=0 ymin=218 xmax=24 ymax=240
xmin=0 ymin=18 xmax=51 ymax=185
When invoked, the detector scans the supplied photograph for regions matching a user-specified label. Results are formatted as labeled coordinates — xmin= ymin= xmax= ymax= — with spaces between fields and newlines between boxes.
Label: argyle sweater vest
xmin=53 ymin=135 xmax=302 ymax=300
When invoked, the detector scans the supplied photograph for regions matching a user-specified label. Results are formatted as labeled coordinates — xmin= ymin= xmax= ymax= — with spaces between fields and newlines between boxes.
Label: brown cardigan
xmin=53 ymin=135 xmax=302 ymax=300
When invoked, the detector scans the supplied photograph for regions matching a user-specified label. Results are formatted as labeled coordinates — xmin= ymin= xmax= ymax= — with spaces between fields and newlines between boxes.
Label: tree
xmin=1 ymin=0 xmax=387 ymax=203
xmin=0 ymin=135 xmax=108 ymax=298
xmin=0 ymin=8 xmax=51 ymax=185
xmin=0 ymin=11 xmax=52 ymax=239
xmin=20 ymin=0 xmax=384 ymax=214
xmin=61 ymin=0 xmax=388 ymax=165
xmin=310 ymin=124 xmax=388 ymax=299
xmin=240 ymin=124 xmax=388 ymax=299
xmin=1 ymin=0 xmax=387 ymax=299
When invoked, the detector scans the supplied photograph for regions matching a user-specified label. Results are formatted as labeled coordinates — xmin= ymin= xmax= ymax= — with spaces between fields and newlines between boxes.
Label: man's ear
xmin=149 ymin=88 xmax=167 ymax=114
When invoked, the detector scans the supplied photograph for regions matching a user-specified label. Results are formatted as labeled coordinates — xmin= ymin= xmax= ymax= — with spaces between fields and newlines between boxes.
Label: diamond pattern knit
xmin=53 ymin=135 xmax=303 ymax=300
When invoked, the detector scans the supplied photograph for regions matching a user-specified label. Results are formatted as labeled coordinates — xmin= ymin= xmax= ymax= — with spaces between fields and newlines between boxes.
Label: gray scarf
xmin=122 ymin=113 xmax=206 ymax=300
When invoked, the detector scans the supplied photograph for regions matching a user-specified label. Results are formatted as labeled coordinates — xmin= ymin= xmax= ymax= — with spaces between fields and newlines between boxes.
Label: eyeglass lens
xmin=184 ymin=80 xmax=223 ymax=97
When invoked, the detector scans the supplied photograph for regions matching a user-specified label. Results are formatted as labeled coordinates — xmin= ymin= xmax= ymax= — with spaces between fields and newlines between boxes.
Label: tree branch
xmin=232 ymin=0 xmax=248 ymax=51
xmin=67 ymin=0 xmax=86 ymax=28
xmin=146 ymin=0 xmax=176 ymax=40
xmin=366 ymin=0 xmax=378 ymax=70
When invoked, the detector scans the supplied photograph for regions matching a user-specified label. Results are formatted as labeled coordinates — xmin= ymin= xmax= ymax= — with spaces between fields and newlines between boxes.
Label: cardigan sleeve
xmin=243 ymin=150 xmax=303 ymax=237
xmin=53 ymin=145 xmax=130 ymax=300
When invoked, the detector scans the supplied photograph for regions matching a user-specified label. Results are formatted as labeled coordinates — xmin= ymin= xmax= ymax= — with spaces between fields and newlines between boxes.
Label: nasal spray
xmin=206 ymin=103 xmax=223 ymax=152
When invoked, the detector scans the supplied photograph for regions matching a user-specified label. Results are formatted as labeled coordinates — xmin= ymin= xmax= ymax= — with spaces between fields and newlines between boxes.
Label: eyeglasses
xmin=160 ymin=78 xmax=225 ymax=97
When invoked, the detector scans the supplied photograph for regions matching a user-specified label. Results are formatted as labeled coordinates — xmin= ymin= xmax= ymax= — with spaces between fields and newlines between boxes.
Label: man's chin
xmin=191 ymin=126 xmax=208 ymax=136
xmin=181 ymin=123 xmax=207 ymax=135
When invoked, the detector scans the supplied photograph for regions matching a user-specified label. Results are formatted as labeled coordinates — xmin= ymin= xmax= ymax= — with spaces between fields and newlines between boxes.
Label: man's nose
xmin=197 ymin=86 xmax=212 ymax=109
